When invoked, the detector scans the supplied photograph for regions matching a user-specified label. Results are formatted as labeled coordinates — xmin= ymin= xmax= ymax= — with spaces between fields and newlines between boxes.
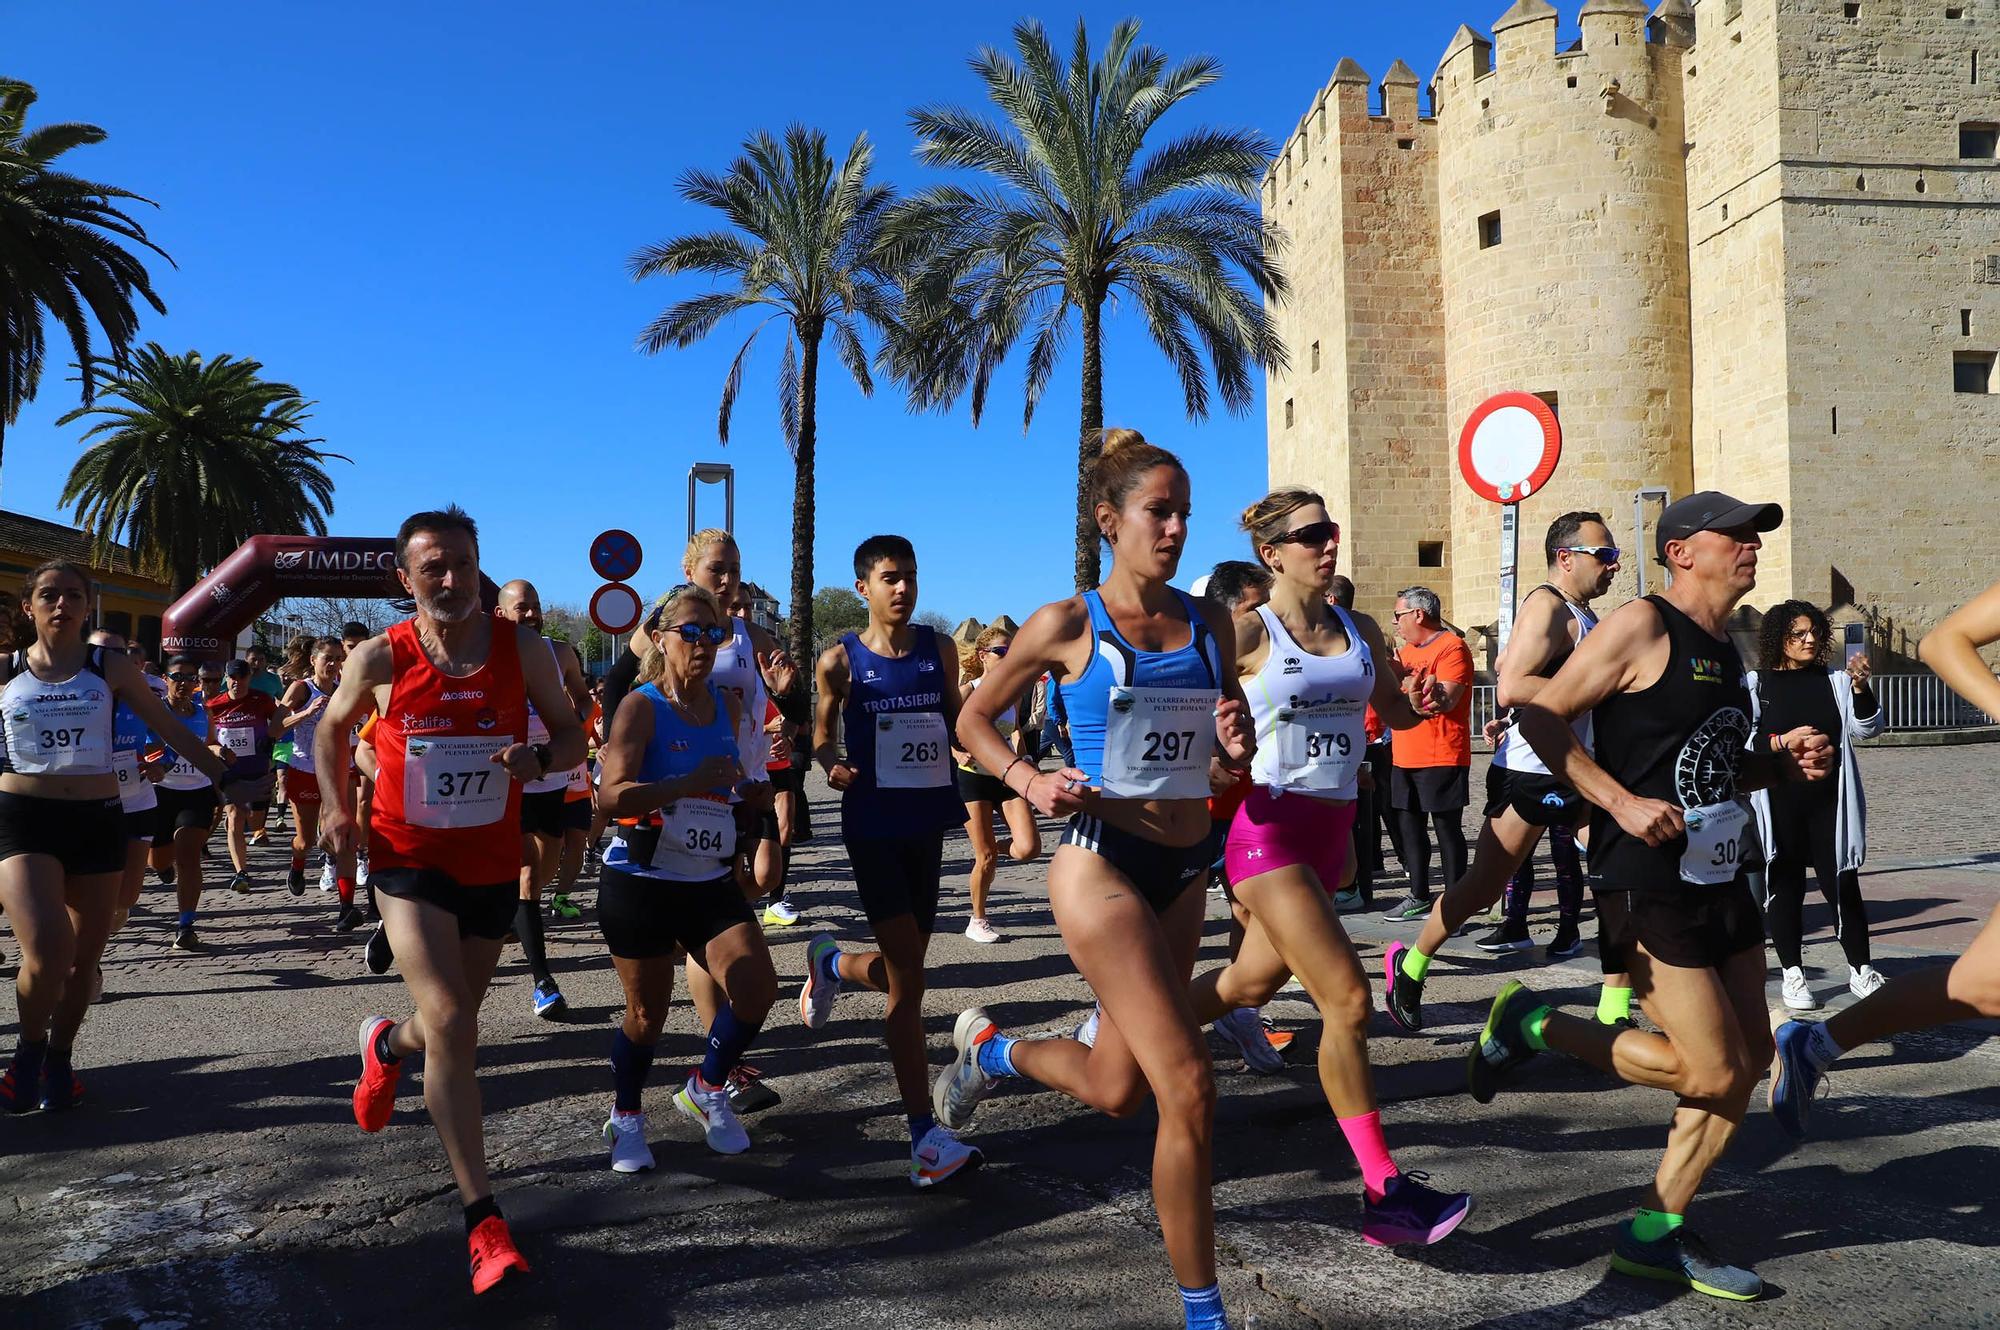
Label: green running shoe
xmin=1467 ymin=980 xmax=1540 ymax=1105
xmin=1611 ymin=1225 xmax=1763 ymax=1301
xmin=548 ymin=893 xmax=582 ymax=921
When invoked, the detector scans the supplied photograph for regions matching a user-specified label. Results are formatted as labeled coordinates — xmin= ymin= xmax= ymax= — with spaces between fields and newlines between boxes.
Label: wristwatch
xmin=532 ymin=743 xmax=553 ymax=776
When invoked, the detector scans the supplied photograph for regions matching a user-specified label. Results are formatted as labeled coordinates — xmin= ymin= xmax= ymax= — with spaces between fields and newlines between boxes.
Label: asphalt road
xmin=4 ymin=749 xmax=1998 ymax=1329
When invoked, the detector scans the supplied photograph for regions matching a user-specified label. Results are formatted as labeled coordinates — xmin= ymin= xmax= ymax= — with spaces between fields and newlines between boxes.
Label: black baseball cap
xmin=1655 ymin=491 xmax=1783 ymax=562
xmin=225 ymin=659 xmax=251 ymax=678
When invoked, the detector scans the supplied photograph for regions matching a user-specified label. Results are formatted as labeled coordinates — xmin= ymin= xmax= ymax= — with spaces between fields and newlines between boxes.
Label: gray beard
xmin=418 ymin=593 xmax=479 ymax=625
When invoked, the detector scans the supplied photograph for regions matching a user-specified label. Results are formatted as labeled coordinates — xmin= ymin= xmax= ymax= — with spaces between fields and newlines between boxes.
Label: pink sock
xmin=1337 ymin=1111 xmax=1400 ymax=1201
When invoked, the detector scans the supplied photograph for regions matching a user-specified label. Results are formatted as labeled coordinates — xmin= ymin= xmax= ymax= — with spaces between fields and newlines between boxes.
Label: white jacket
xmin=1746 ymin=668 xmax=1884 ymax=873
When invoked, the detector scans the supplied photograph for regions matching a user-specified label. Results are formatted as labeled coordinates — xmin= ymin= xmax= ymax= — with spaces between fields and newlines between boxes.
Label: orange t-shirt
xmin=1391 ymin=631 xmax=1474 ymax=769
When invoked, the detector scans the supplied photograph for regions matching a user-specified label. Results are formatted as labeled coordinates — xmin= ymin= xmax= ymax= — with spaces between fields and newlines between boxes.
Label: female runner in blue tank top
xmin=934 ymin=430 xmax=1256 ymax=1330
xmin=1191 ymin=488 xmax=1472 ymax=1248
xmin=595 ymin=583 xmax=777 ymax=1172
xmin=93 ymin=629 xmax=168 ymax=943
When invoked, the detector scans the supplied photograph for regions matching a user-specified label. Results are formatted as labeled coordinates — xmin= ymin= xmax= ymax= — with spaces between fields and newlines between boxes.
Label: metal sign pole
xmin=1496 ymin=502 xmax=1520 ymax=654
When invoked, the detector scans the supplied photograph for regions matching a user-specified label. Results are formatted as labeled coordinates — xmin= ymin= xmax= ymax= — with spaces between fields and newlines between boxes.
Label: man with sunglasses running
xmin=1385 ymin=512 xmax=1633 ymax=1031
xmin=1464 ymin=492 xmax=1832 ymax=1300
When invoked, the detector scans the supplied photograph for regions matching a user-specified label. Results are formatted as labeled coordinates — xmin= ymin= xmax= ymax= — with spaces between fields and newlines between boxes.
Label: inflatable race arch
xmin=161 ymin=535 xmax=499 ymax=661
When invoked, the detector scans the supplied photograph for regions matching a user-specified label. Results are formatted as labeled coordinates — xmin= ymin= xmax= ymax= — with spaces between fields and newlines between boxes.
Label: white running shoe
xmin=1215 ymin=1006 xmax=1287 ymax=1074
xmin=933 ymin=1006 xmax=1001 ymax=1130
xmin=1781 ymin=966 xmax=1819 ymax=1011
xmin=674 ymin=1074 xmax=750 ymax=1154
xmin=1849 ymin=964 xmax=1886 ymax=998
xmin=1073 ymin=1004 xmax=1102 ymax=1048
xmin=355 ymin=854 xmax=369 ymax=888
xmin=602 ymin=1111 xmax=655 ymax=1173
xmin=318 ymin=858 xmax=337 ymax=893
xmin=910 ymin=1122 xmax=982 ymax=1189
xmin=798 ymin=933 xmax=842 ymax=1030
xmin=964 ymin=916 xmax=1001 ymax=945
xmin=761 ymin=898 xmax=802 ymax=927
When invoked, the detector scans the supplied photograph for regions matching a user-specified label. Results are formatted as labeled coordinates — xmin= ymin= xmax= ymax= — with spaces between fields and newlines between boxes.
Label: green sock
xmin=1630 ymin=1208 xmax=1683 ymax=1245
xmin=1521 ymin=1005 xmax=1552 ymax=1051
xmin=1400 ymin=948 xmax=1433 ymax=983
xmin=1596 ymin=984 xmax=1633 ymax=1024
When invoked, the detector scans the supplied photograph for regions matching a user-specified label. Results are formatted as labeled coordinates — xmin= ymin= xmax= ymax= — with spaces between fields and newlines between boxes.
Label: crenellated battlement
xmin=1432 ymin=0 xmax=1687 ymax=116
xmin=1262 ymin=56 xmax=1438 ymax=194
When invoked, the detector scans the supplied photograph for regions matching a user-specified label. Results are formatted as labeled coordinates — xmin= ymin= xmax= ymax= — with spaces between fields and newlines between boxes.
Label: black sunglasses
xmin=167 ymin=671 xmax=199 ymax=683
xmin=1273 ymin=519 xmax=1340 ymax=548
xmin=1559 ymin=545 xmax=1621 ymax=564
xmin=981 ymin=645 xmax=1009 ymax=658
xmin=662 ymin=623 xmax=729 ymax=646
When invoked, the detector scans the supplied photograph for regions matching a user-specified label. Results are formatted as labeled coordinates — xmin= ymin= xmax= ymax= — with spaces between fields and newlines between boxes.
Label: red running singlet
xmin=370 ymin=616 xmax=529 ymax=885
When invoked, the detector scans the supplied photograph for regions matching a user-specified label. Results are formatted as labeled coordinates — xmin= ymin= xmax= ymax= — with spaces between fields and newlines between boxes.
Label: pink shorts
xmin=1224 ymin=786 xmax=1357 ymax=894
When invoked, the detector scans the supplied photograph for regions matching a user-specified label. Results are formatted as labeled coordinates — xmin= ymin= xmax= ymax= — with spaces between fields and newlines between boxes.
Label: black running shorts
xmin=1389 ymin=764 xmax=1469 ymax=814
xmin=597 ymin=866 xmax=756 ymax=959
xmin=1060 ymin=813 xmax=1208 ymax=915
xmin=152 ymin=785 xmax=220 ymax=848
xmin=519 ymin=788 xmax=565 ymax=840
xmin=1483 ymin=765 xmax=1585 ymax=828
xmin=845 ymin=834 xmax=945 ymax=934
xmin=1594 ymin=880 xmax=1764 ymax=971
xmin=0 ymin=790 xmax=124 ymax=875
xmin=370 ymin=867 xmax=517 ymax=941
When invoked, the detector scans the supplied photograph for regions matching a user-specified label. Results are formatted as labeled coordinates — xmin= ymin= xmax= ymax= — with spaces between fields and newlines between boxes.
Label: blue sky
xmin=7 ymin=3 xmax=1473 ymax=628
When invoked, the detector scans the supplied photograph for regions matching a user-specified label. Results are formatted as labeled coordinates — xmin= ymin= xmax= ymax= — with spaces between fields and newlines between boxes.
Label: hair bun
xmin=1097 ymin=427 xmax=1147 ymax=457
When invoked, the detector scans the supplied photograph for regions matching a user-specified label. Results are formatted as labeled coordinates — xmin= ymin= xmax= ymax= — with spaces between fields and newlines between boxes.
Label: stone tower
xmin=1434 ymin=0 xmax=1693 ymax=625
xmin=1266 ymin=0 xmax=2000 ymax=658
xmin=1685 ymin=0 xmax=2000 ymax=657
xmin=1263 ymin=59 xmax=1445 ymax=620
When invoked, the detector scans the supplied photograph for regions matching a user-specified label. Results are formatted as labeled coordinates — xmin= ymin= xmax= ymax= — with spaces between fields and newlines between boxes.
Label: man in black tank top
xmin=1469 ymin=493 xmax=1834 ymax=1302
xmin=1385 ymin=513 xmax=1628 ymax=1035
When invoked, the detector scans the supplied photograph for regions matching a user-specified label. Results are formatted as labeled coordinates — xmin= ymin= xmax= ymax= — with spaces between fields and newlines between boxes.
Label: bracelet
xmin=1002 ymin=756 xmax=1031 ymax=790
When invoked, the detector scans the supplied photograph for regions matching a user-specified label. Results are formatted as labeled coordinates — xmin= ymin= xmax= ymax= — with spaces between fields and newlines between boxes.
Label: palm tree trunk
xmin=1074 ymin=293 xmax=1105 ymax=591
xmin=789 ymin=332 xmax=820 ymax=669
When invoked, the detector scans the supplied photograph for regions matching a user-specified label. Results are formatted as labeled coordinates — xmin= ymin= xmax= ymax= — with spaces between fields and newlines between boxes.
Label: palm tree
xmin=884 ymin=18 xmax=1288 ymax=590
xmin=0 ymin=77 xmax=171 ymax=478
xmin=629 ymin=126 xmax=898 ymax=665
xmin=58 ymin=345 xmax=346 ymax=595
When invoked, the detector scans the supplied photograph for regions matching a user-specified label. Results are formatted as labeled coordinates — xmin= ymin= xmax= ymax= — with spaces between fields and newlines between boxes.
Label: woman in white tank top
xmin=1184 ymin=489 xmax=1475 ymax=1248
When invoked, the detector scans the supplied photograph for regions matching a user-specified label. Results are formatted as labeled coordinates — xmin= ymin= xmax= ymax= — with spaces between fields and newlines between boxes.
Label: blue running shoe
xmin=1611 ymin=1224 xmax=1763 ymax=1301
xmin=531 ymin=980 xmax=566 ymax=1020
xmin=1769 ymin=1019 xmax=1824 ymax=1142
xmin=1362 ymin=1171 xmax=1472 ymax=1246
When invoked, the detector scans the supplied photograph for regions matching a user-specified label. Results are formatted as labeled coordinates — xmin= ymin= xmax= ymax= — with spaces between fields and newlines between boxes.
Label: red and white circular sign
xmin=589 ymin=581 xmax=644 ymax=635
xmin=1457 ymin=392 xmax=1562 ymax=504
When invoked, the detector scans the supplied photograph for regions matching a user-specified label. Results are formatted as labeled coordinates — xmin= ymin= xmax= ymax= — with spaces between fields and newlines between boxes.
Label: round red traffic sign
xmin=589 ymin=529 xmax=644 ymax=582
xmin=1458 ymin=392 xmax=1562 ymax=504
xmin=589 ymin=581 xmax=644 ymax=635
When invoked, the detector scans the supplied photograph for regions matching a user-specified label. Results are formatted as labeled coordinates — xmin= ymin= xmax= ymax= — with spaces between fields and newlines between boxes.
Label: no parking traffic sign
xmin=589 ymin=529 xmax=644 ymax=583
xmin=590 ymin=582 xmax=644 ymax=635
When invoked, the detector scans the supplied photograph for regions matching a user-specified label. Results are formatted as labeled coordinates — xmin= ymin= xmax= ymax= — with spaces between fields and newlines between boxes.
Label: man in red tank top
xmin=313 ymin=507 xmax=586 ymax=1295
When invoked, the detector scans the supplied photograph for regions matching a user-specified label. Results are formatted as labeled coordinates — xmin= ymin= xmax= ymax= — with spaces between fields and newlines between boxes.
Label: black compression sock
xmin=463 ymin=1195 xmax=501 ymax=1234
xmin=514 ymin=900 xmax=552 ymax=985
xmin=373 ymin=1023 xmax=401 ymax=1066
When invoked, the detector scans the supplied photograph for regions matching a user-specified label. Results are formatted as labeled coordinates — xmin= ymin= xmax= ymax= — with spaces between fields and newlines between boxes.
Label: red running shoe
xmin=353 ymin=1016 xmax=402 ymax=1132
xmin=467 ymin=1215 xmax=530 ymax=1294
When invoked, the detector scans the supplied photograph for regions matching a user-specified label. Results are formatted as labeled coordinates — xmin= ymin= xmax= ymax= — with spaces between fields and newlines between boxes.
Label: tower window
xmin=1478 ymin=211 xmax=1503 ymax=249
xmin=1831 ymin=406 xmax=1839 ymax=435
xmin=1955 ymin=351 xmax=1996 ymax=394
xmin=1285 ymin=398 xmax=1296 ymax=427
xmin=1417 ymin=541 xmax=1444 ymax=568
xmin=1567 ymin=76 xmax=1578 ymax=88
xmin=1397 ymin=138 xmax=1415 ymax=150
xmin=1310 ymin=341 xmax=1321 ymax=372
xmin=1961 ymin=124 xmax=1999 ymax=159
xmin=1964 ymin=309 xmax=1975 ymax=336
xmin=1533 ymin=390 xmax=1560 ymax=414
xmin=1843 ymin=3 xmax=1859 ymax=17
xmin=1857 ymin=173 xmax=1867 ymax=189
xmin=1948 ymin=6 xmax=1963 ymax=18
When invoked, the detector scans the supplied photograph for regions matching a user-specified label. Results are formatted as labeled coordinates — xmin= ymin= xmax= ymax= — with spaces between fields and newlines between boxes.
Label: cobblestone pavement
xmin=3 ymin=750 xmax=1996 ymax=1329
